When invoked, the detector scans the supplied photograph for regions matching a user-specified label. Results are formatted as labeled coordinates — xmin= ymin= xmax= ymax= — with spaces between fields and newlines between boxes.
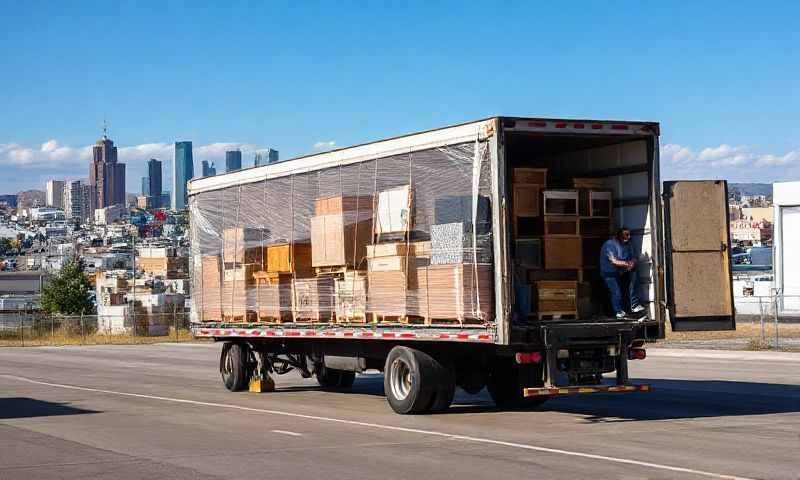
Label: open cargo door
xmin=663 ymin=180 xmax=735 ymax=331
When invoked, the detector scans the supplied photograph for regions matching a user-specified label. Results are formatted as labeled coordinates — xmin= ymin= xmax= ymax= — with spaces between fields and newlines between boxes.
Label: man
xmin=600 ymin=227 xmax=645 ymax=319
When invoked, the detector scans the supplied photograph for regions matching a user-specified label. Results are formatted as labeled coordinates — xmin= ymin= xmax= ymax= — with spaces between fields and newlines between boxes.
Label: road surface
xmin=0 ymin=344 xmax=798 ymax=479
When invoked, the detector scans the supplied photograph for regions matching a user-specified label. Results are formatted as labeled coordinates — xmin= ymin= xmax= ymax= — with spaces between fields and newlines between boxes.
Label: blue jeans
xmin=602 ymin=269 xmax=641 ymax=314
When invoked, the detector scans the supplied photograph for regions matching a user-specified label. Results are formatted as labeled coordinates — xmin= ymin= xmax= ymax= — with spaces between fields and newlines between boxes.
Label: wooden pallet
xmin=373 ymin=314 xmax=426 ymax=325
xmin=222 ymin=312 xmax=258 ymax=323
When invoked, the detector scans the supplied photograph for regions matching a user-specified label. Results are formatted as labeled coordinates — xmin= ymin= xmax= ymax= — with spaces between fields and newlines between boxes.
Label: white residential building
xmin=46 ymin=180 xmax=65 ymax=209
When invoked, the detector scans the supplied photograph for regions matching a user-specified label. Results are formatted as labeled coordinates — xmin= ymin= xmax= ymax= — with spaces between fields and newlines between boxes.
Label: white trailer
xmin=188 ymin=117 xmax=735 ymax=414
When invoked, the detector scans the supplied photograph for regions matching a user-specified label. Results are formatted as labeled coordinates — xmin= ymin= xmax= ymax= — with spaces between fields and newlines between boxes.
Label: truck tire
xmin=429 ymin=361 xmax=456 ymax=412
xmin=384 ymin=346 xmax=438 ymax=414
xmin=220 ymin=342 xmax=250 ymax=392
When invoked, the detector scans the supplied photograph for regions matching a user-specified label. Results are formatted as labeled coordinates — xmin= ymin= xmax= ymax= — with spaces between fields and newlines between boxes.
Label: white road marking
xmin=2 ymin=374 xmax=753 ymax=480
xmin=271 ymin=429 xmax=303 ymax=437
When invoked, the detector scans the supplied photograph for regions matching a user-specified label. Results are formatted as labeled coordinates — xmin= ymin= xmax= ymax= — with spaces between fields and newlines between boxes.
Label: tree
xmin=0 ymin=237 xmax=11 ymax=255
xmin=41 ymin=260 xmax=94 ymax=315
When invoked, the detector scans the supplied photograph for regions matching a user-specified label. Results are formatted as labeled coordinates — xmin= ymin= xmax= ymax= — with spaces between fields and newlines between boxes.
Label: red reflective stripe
xmin=573 ymin=123 xmax=585 ymax=129
xmin=343 ymin=331 xmax=354 ymax=337
xmin=611 ymin=124 xmax=629 ymax=130
xmin=591 ymin=124 xmax=603 ymax=130
xmin=361 ymin=332 xmax=374 ymax=337
xmin=304 ymin=331 xmax=316 ymax=336
xmin=528 ymin=121 xmax=547 ymax=128
xmin=399 ymin=333 xmax=416 ymax=338
xmin=285 ymin=330 xmax=301 ymax=336
xmin=554 ymin=122 xmax=567 ymax=128
xmin=381 ymin=332 xmax=396 ymax=338
xmin=323 ymin=331 xmax=337 ymax=336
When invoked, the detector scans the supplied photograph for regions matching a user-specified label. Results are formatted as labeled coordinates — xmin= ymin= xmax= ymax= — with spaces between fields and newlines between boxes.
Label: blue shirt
xmin=600 ymin=239 xmax=633 ymax=275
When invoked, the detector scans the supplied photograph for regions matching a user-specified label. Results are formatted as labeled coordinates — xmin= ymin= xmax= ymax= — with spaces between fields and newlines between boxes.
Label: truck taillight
xmin=628 ymin=348 xmax=647 ymax=360
xmin=515 ymin=352 xmax=542 ymax=364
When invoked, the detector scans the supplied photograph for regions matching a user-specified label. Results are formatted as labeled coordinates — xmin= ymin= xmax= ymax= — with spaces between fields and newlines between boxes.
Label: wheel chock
xmin=249 ymin=375 xmax=275 ymax=393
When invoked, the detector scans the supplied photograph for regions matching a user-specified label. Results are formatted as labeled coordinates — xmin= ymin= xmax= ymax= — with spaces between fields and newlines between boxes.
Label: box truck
xmin=188 ymin=117 xmax=735 ymax=414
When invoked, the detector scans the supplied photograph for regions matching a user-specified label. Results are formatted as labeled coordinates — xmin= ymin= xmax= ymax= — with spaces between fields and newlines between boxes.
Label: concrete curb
xmin=647 ymin=348 xmax=800 ymax=362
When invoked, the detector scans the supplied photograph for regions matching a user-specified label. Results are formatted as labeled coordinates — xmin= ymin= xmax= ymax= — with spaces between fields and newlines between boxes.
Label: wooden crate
xmin=254 ymin=278 xmax=293 ymax=323
xmin=221 ymin=281 xmax=256 ymax=321
xmin=535 ymin=280 xmax=577 ymax=316
xmin=334 ymin=271 xmax=368 ymax=323
xmin=544 ymin=216 xmax=579 ymax=236
xmin=572 ymin=178 xmax=606 ymax=189
xmin=590 ymin=191 xmax=613 ymax=217
xmin=292 ymin=277 xmax=335 ymax=322
xmin=544 ymin=236 xmax=582 ymax=269
xmin=543 ymin=190 xmax=579 ymax=216
xmin=311 ymin=215 xmax=372 ymax=268
xmin=266 ymin=243 xmax=313 ymax=276
xmin=513 ymin=168 xmax=547 ymax=185
xmin=513 ymin=184 xmax=541 ymax=217
xmin=423 ymin=264 xmax=494 ymax=323
xmin=579 ymin=217 xmax=612 ymax=236
xmin=223 ymin=263 xmax=259 ymax=286
xmin=514 ymin=238 xmax=542 ymax=268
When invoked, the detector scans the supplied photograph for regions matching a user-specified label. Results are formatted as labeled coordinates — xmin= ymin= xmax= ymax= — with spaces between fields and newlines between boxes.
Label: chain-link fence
xmin=0 ymin=310 xmax=196 ymax=346
xmin=733 ymin=291 xmax=800 ymax=350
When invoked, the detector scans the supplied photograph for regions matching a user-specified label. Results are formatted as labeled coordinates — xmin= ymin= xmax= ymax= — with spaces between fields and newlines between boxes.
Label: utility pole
xmin=131 ymin=230 xmax=136 ymax=338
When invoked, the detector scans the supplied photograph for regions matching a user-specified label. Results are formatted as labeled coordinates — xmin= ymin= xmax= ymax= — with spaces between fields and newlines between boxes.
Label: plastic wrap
xmin=189 ymin=141 xmax=494 ymax=327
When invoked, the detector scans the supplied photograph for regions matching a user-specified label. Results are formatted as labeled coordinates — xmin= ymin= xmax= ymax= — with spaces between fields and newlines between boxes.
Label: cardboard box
xmin=423 ymin=264 xmax=494 ymax=322
xmin=367 ymin=255 xmax=429 ymax=272
xmin=375 ymin=185 xmax=413 ymax=235
xmin=544 ymin=236 xmax=582 ymax=269
xmin=366 ymin=241 xmax=430 ymax=258
xmin=311 ymin=215 xmax=372 ymax=268
xmin=314 ymin=195 xmax=373 ymax=216
xmin=223 ymin=263 xmax=259 ymax=286
xmin=255 ymin=280 xmax=293 ymax=322
xmin=222 ymin=228 xmax=263 ymax=263
xmin=334 ymin=271 xmax=368 ymax=322
xmin=513 ymin=168 xmax=547 ymax=185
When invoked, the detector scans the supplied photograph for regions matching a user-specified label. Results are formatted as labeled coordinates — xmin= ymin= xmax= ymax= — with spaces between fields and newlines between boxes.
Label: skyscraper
xmin=225 ymin=150 xmax=242 ymax=172
xmin=201 ymin=160 xmax=216 ymax=177
xmin=173 ymin=141 xmax=194 ymax=211
xmin=254 ymin=149 xmax=279 ymax=166
xmin=63 ymin=180 xmax=94 ymax=223
xmin=141 ymin=177 xmax=150 ymax=196
xmin=46 ymin=180 xmax=65 ymax=209
xmin=89 ymin=128 xmax=126 ymax=208
xmin=147 ymin=158 xmax=162 ymax=197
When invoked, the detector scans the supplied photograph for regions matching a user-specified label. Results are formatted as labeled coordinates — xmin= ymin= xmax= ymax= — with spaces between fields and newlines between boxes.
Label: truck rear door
xmin=663 ymin=180 xmax=736 ymax=331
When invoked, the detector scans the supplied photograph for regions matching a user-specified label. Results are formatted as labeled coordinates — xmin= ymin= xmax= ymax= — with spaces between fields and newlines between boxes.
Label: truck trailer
xmin=188 ymin=116 xmax=735 ymax=414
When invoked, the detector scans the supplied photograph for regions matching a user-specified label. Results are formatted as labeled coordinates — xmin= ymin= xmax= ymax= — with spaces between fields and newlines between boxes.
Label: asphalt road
xmin=0 ymin=344 xmax=798 ymax=480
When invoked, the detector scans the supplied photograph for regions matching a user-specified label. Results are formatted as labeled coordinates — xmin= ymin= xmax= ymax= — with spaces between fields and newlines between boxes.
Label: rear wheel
xmin=384 ymin=346 xmax=439 ymax=414
xmin=220 ymin=342 xmax=250 ymax=392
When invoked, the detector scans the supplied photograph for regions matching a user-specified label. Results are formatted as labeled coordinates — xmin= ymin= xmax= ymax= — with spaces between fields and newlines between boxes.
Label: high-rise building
xmin=63 ymin=180 xmax=94 ymax=223
xmin=225 ymin=150 xmax=242 ymax=172
xmin=201 ymin=160 xmax=216 ymax=177
xmin=254 ymin=148 xmax=279 ymax=166
xmin=141 ymin=177 xmax=150 ymax=196
xmin=46 ymin=180 xmax=65 ymax=209
xmin=147 ymin=158 xmax=162 ymax=197
xmin=89 ymin=128 xmax=126 ymax=208
xmin=173 ymin=141 xmax=194 ymax=211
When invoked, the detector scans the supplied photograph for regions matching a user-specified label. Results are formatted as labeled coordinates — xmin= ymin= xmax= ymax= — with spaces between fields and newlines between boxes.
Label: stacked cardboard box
xmin=365 ymin=240 xmax=429 ymax=320
xmin=423 ymin=264 xmax=494 ymax=323
xmin=222 ymin=227 xmax=263 ymax=264
xmin=200 ymin=255 xmax=222 ymax=321
xmin=254 ymin=273 xmax=293 ymax=322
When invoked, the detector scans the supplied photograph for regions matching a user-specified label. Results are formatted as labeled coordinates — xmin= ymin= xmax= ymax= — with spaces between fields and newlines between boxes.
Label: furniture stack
xmin=365 ymin=239 xmax=429 ymax=322
xmin=199 ymin=255 xmax=223 ymax=321
xmin=221 ymin=227 xmax=263 ymax=321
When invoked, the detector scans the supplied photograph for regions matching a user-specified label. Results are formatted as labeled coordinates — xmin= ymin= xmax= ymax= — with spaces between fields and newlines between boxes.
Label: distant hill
xmin=729 ymin=183 xmax=772 ymax=198
xmin=16 ymin=190 xmax=46 ymax=209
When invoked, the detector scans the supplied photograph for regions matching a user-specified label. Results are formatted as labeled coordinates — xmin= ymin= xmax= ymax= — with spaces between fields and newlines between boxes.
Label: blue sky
xmin=1 ymin=1 xmax=798 ymax=193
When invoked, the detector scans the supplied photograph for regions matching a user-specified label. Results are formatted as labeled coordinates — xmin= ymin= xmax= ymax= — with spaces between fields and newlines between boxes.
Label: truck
xmin=187 ymin=116 xmax=735 ymax=414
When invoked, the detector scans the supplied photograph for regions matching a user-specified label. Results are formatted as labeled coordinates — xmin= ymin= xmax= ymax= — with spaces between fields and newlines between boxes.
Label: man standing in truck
xmin=600 ymin=228 xmax=646 ymax=319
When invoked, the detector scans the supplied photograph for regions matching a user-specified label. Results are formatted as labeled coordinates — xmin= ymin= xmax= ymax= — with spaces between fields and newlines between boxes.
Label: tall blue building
xmin=141 ymin=177 xmax=150 ymax=196
xmin=201 ymin=160 xmax=216 ymax=177
xmin=147 ymin=158 xmax=162 ymax=197
xmin=172 ymin=141 xmax=194 ymax=211
xmin=254 ymin=148 xmax=279 ymax=166
xmin=225 ymin=150 xmax=242 ymax=172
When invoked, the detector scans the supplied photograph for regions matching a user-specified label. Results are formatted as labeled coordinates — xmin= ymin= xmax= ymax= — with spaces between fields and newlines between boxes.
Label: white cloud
xmin=313 ymin=140 xmax=336 ymax=151
xmin=660 ymin=142 xmax=800 ymax=182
